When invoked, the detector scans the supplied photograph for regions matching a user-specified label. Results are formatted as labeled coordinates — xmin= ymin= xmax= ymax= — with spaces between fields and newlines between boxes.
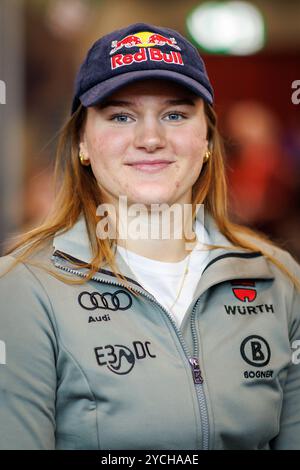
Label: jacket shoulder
xmin=0 ymin=238 xmax=57 ymax=279
xmin=235 ymin=230 xmax=300 ymax=280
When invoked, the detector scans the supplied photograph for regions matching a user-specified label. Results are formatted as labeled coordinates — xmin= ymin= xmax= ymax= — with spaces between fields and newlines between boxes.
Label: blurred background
xmin=0 ymin=0 xmax=299 ymax=259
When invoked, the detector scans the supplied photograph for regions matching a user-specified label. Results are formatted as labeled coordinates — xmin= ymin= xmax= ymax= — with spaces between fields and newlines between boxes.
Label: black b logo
xmin=240 ymin=335 xmax=271 ymax=367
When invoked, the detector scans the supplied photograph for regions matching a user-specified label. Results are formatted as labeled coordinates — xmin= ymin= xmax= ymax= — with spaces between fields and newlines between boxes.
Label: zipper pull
xmin=189 ymin=357 xmax=204 ymax=384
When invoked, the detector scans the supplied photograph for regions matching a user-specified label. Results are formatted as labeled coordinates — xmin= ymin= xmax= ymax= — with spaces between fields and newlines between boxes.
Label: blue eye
xmin=166 ymin=113 xmax=185 ymax=121
xmin=111 ymin=114 xmax=132 ymax=123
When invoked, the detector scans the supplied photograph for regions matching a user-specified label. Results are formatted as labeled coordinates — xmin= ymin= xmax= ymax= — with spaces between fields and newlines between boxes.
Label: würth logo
xmin=224 ymin=304 xmax=274 ymax=315
xmin=231 ymin=280 xmax=256 ymax=302
xmin=224 ymin=280 xmax=275 ymax=315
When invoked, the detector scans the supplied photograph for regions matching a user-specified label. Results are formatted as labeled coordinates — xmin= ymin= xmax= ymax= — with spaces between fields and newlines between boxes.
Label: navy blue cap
xmin=71 ymin=22 xmax=214 ymax=114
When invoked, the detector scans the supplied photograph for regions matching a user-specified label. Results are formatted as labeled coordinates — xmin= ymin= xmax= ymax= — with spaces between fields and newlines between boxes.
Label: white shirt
xmin=116 ymin=218 xmax=210 ymax=328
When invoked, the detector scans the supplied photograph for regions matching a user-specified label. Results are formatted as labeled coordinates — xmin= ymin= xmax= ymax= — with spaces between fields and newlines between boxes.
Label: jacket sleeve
xmin=0 ymin=256 xmax=57 ymax=449
xmin=270 ymin=253 xmax=300 ymax=449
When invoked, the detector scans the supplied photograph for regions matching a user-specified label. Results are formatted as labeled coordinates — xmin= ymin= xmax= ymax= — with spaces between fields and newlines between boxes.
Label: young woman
xmin=0 ymin=22 xmax=299 ymax=450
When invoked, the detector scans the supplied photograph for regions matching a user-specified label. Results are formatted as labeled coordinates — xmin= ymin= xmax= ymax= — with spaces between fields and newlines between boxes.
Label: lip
xmin=125 ymin=160 xmax=174 ymax=173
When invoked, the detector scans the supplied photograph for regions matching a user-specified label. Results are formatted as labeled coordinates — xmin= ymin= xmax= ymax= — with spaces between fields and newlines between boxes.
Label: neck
xmin=118 ymin=232 xmax=196 ymax=263
xmin=108 ymin=200 xmax=198 ymax=262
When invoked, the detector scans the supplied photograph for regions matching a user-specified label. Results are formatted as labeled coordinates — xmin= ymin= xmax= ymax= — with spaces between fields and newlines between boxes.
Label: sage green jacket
xmin=0 ymin=212 xmax=299 ymax=449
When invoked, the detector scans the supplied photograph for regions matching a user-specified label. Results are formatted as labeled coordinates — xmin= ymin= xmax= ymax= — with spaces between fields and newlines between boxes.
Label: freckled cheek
xmin=86 ymin=133 xmax=105 ymax=156
xmin=87 ymin=132 xmax=125 ymax=166
xmin=190 ymin=150 xmax=204 ymax=169
xmin=173 ymin=131 xmax=206 ymax=158
xmin=190 ymin=134 xmax=207 ymax=165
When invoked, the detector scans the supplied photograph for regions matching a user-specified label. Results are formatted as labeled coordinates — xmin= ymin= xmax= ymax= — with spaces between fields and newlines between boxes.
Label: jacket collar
xmin=53 ymin=209 xmax=230 ymax=263
xmin=53 ymin=213 xmax=93 ymax=266
xmin=52 ymin=209 xmax=274 ymax=291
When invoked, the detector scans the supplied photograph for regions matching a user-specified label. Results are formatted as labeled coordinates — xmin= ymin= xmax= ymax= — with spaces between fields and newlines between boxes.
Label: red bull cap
xmin=71 ymin=22 xmax=214 ymax=114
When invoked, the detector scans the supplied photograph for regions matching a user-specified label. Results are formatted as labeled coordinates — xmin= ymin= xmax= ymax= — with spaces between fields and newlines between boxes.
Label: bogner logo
xmin=224 ymin=280 xmax=275 ymax=315
xmin=240 ymin=335 xmax=274 ymax=380
xmin=241 ymin=335 xmax=271 ymax=367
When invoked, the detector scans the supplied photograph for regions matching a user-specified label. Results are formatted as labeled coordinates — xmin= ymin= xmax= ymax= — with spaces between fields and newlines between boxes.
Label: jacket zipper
xmin=52 ymin=254 xmax=210 ymax=450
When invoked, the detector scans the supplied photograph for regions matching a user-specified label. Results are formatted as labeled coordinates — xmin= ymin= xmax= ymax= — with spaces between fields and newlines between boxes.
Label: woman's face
xmin=80 ymin=79 xmax=208 ymax=207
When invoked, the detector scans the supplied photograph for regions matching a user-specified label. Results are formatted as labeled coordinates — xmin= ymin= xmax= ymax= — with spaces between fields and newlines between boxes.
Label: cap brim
xmin=78 ymin=69 xmax=213 ymax=112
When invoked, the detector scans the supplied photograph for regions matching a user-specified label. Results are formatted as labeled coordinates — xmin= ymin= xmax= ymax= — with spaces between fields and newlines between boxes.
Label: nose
xmin=134 ymin=117 xmax=166 ymax=152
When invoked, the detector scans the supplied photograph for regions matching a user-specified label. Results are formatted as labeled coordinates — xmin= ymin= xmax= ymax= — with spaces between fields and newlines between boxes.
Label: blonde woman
xmin=0 ymin=23 xmax=300 ymax=450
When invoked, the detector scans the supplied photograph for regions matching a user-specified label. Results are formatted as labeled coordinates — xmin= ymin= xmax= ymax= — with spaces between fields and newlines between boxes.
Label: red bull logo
xmin=110 ymin=31 xmax=181 ymax=55
xmin=111 ymin=48 xmax=183 ymax=70
xmin=110 ymin=35 xmax=143 ymax=55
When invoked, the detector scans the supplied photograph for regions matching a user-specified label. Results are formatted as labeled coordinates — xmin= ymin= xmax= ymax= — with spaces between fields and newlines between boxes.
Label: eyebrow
xmin=98 ymin=98 xmax=196 ymax=109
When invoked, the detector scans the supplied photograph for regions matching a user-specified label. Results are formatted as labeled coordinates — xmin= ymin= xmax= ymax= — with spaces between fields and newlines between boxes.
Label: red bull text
xmin=111 ymin=48 xmax=184 ymax=70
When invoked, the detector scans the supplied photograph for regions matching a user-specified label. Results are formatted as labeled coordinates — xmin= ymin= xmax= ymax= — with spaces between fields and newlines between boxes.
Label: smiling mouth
xmin=126 ymin=161 xmax=174 ymax=173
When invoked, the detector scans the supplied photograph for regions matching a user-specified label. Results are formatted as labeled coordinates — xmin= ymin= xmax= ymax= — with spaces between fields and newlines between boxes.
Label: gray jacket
xmin=0 ymin=212 xmax=300 ymax=450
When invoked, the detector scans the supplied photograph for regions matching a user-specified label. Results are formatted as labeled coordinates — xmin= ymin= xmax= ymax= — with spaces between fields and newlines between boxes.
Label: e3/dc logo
xmin=240 ymin=335 xmax=271 ymax=367
xmin=94 ymin=341 xmax=156 ymax=375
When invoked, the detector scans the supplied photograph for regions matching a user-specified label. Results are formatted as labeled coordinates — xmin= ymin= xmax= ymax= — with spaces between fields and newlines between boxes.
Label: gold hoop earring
xmin=203 ymin=149 xmax=211 ymax=163
xmin=79 ymin=151 xmax=90 ymax=166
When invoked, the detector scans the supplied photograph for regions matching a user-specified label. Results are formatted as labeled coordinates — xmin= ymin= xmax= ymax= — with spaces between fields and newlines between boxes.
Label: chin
xmin=128 ymin=193 xmax=174 ymax=207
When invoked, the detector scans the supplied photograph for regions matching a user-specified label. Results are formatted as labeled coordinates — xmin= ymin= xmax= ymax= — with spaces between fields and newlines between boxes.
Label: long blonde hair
xmin=2 ymin=101 xmax=300 ymax=294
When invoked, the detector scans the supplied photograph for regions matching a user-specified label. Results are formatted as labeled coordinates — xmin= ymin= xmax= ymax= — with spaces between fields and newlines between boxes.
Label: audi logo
xmin=78 ymin=289 xmax=132 ymax=311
